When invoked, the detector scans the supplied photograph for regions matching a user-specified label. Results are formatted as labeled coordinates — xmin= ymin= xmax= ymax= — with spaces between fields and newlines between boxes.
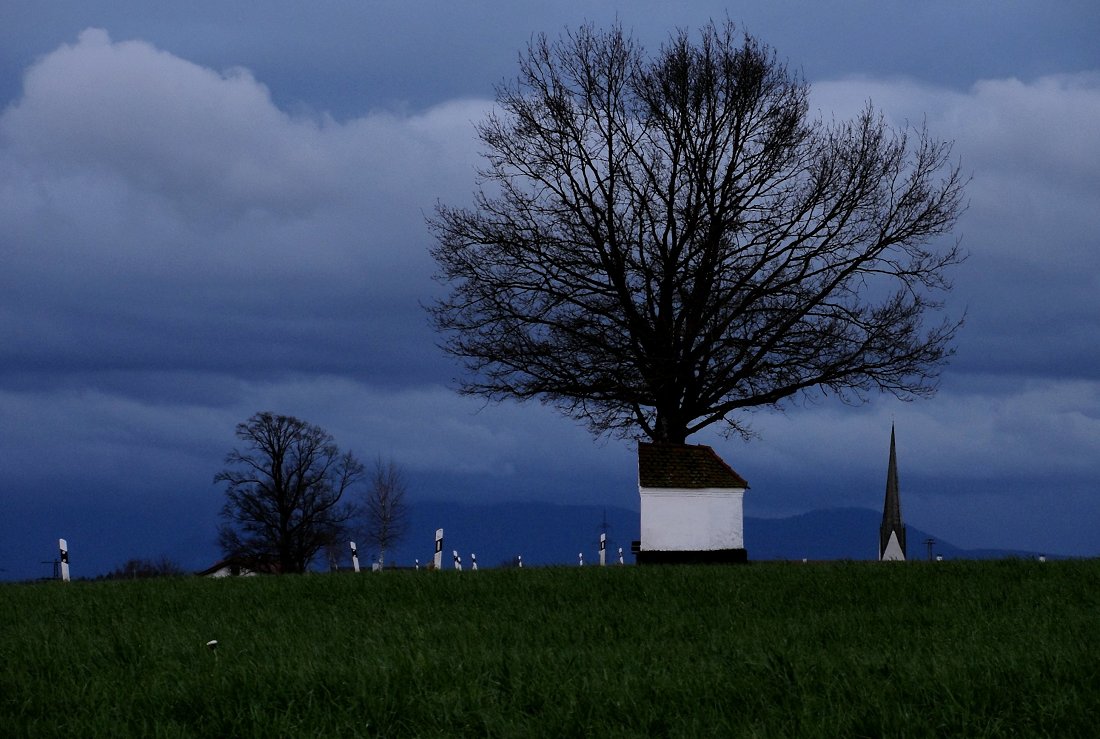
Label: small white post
xmin=349 ymin=541 xmax=360 ymax=573
xmin=59 ymin=538 xmax=70 ymax=582
xmin=433 ymin=528 xmax=443 ymax=570
xmin=415 ymin=558 xmax=420 ymax=571
xmin=617 ymin=547 xmax=624 ymax=566
xmin=578 ymin=552 xmax=584 ymax=567
xmin=471 ymin=553 xmax=478 ymax=571
xmin=517 ymin=554 xmax=523 ymax=568
xmin=453 ymin=550 xmax=462 ymax=571
xmin=599 ymin=533 xmax=607 ymax=567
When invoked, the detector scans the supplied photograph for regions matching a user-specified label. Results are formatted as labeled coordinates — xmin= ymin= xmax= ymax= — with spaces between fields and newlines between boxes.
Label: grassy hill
xmin=3 ymin=560 xmax=1097 ymax=736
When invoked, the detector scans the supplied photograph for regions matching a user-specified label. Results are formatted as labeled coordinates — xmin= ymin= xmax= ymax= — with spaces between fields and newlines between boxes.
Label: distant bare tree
xmin=323 ymin=539 xmax=346 ymax=572
xmin=106 ymin=556 xmax=185 ymax=579
xmin=215 ymin=412 xmax=364 ymax=574
xmin=361 ymin=457 xmax=410 ymax=568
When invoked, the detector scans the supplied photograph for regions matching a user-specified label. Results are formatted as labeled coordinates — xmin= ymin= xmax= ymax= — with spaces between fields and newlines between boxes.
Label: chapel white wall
xmin=640 ymin=487 xmax=745 ymax=551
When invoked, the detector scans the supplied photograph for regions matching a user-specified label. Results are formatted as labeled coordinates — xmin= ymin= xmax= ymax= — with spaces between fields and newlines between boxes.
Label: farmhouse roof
xmin=638 ymin=442 xmax=749 ymax=490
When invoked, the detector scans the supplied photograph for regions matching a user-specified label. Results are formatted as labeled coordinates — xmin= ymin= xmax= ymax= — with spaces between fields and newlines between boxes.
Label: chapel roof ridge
xmin=638 ymin=441 xmax=750 ymax=490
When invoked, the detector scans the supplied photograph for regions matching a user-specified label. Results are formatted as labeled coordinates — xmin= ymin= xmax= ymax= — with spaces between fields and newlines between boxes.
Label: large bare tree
xmin=429 ymin=22 xmax=965 ymax=443
xmin=360 ymin=457 xmax=410 ymax=568
xmin=216 ymin=412 xmax=363 ymax=573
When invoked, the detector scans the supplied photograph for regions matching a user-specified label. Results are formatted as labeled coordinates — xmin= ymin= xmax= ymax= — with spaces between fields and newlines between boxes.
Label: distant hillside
xmin=377 ymin=501 xmax=639 ymax=569
xmin=366 ymin=502 xmax=1049 ymax=569
xmin=746 ymin=507 xmax=1050 ymax=562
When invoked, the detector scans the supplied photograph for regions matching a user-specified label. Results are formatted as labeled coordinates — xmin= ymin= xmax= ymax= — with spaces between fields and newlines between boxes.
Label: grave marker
xmin=453 ymin=550 xmax=462 ymax=571
xmin=433 ymin=528 xmax=444 ymax=569
xmin=599 ymin=533 xmax=607 ymax=566
xmin=349 ymin=541 xmax=360 ymax=573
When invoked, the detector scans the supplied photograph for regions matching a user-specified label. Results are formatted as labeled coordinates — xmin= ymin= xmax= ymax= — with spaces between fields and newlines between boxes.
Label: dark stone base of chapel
xmin=632 ymin=547 xmax=748 ymax=565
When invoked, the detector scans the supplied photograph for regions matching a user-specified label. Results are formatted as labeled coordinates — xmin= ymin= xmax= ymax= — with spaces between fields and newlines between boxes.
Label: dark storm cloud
xmin=3 ymin=2 xmax=1096 ymax=115
xmin=1 ymin=4 xmax=1098 ymax=579
xmin=0 ymin=29 xmax=488 ymax=391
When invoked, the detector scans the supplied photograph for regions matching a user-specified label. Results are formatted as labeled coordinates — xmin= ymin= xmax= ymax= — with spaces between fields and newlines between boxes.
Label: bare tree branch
xmin=359 ymin=457 xmax=410 ymax=568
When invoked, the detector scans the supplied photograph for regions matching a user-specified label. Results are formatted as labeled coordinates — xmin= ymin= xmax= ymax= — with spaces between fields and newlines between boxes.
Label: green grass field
xmin=2 ymin=560 xmax=1097 ymax=737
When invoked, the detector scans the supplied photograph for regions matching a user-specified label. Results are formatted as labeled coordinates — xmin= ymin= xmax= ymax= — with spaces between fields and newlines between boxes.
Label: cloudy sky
xmin=2 ymin=1 xmax=1098 ymax=578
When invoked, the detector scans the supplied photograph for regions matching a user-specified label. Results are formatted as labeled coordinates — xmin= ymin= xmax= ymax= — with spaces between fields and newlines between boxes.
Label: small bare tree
xmin=215 ymin=412 xmax=364 ymax=574
xmin=361 ymin=457 xmax=410 ymax=568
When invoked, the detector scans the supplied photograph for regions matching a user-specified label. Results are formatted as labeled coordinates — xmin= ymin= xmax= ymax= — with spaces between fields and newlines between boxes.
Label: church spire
xmin=879 ymin=424 xmax=907 ymax=561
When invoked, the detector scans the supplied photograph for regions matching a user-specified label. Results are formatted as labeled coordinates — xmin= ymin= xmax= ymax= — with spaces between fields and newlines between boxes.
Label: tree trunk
xmin=653 ymin=410 xmax=688 ymax=444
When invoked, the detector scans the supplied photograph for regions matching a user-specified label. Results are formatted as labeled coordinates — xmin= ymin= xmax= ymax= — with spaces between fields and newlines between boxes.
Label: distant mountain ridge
xmin=371 ymin=501 xmax=1050 ymax=569
xmin=745 ymin=507 xmax=1051 ymax=562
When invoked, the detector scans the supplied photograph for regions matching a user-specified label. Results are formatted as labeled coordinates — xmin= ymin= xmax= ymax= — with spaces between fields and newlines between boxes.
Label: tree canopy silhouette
xmin=216 ymin=412 xmax=363 ymax=573
xmin=429 ymin=22 xmax=965 ymax=443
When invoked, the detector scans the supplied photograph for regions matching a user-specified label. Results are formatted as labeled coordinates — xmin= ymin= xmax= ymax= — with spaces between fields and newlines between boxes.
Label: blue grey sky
xmin=2 ymin=2 xmax=1098 ymax=578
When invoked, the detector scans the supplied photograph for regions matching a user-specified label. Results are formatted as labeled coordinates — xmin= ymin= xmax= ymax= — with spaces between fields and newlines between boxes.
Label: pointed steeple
xmin=879 ymin=425 xmax=906 ymax=561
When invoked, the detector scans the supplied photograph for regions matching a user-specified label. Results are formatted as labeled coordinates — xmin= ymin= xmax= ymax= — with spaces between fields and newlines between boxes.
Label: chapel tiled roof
xmin=638 ymin=442 xmax=749 ymax=490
